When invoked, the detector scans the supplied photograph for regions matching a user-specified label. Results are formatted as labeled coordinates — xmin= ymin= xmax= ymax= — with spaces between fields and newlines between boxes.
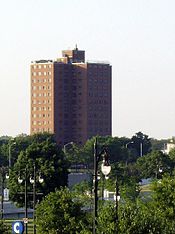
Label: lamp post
xmin=140 ymin=142 xmax=143 ymax=157
xmin=125 ymin=141 xmax=134 ymax=166
xmin=18 ymin=165 xmax=44 ymax=234
xmin=63 ymin=142 xmax=74 ymax=154
xmin=125 ymin=141 xmax=134 ymax=149
xmin=115 ymin=175 xmax=120 ymax=234
xmin=0 ymin=167 xmax=8 ymax=220
xmin=93 ymin=137 xmax=111 ymax=234
xmin=18 ymin=168 xmax=28 ymax=234
xmin=8 ymin=141 xmax=16 ymax=169
xmin=29 ymin=164 xmax=44 ymax=234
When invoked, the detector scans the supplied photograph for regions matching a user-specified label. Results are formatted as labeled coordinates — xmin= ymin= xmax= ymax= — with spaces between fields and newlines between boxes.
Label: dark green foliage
xmin=131 ymin=131 xmax=152 ymax=157
xmin=151 ymin=176 xmax=175 ymax=221
xmin=97 ymin=202 xmax=116 ymax=234
xmin=136 ymin=150 xmax=171 ymax=179
xmin=77 ymin=136 xmax=132 ymax=168
xmin=0 ymin=221 xmax=10 ymax=234
xmin=8 ymin=133 xmax=69 ymax=207
xmin=36 ymin=188 xmax=90 ymax=234
xmin=151 ymin=138 xmax=168 ymax=151
xmin=118 ymin=200 xmax=164 ymax=234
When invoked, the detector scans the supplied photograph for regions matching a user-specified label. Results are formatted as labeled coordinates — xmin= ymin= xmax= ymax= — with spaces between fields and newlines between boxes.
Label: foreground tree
xmin=36 ymin=188 xmax=90 ymax=234
xmin=151 ymin=176 xmax=175 ymax=223
xmin=8 ymin=134 xmax=69 ymax=207
xmin=118 ymin=200 xmax=164 ymax=234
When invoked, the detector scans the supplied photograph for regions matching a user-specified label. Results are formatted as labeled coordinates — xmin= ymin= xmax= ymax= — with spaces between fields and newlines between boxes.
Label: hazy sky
xmin=0 ymin=0 xmax=175 ymax=139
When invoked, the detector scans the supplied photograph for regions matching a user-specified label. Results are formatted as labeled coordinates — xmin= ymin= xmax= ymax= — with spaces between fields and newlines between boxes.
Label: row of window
xmin=31 ymin=113 xmax=51 ymax=118
xmin=88 ymin=128 xmax=109 ymax=133
xmin=32 ymin=106 xmax=52 ymax=111
xmin=88 ymin=64 xmax=109 ymax=69
xmin=33 ymin=64 xmax=52 ymax=69
xmin=32 ymin=85 xmax=51 ymax=90
xmin=32 ymin=78 xmax=52 ymax=83
xmin=88 ymin=121 xmax=109 ymax=126
xmin=32 ymin=71 xmax=52 ymax=76
xmin=88 ymin=108 xmax=109 ymax=114
xmin=88 ymin=76 xmax=109 ymax=84
xmin=88 ymin=92 xmax=108 ymax=97
xmin=32 ymin=92 xmax=52 ymax=97
xmin=32 ymin=99 xmax=51 ymax=104
xmin=88 ymin=106 xmax=109 ymax=110
xmin=32 ymin=120 xmax=51 ymax=125
xmin=88 ymin=100 xmax=108 ymax=105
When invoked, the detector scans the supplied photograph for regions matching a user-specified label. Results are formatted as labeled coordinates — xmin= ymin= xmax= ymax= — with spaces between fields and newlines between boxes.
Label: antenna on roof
xmin=75 ymin=44 xmax=78 ymax=50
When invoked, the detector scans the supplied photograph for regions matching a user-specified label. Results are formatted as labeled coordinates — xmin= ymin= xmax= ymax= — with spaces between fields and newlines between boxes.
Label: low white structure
xmin=164 ymin=142 xmax=175 ymax=154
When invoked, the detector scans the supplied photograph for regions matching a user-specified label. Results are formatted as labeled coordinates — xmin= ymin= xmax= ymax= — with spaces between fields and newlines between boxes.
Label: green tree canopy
xmin=8 ymin=133 xmax=69 ymax=207
xmin=131 ymin=131 xmax=152 ymax=157
xmin=36 ymin=188 xmax=90 ymax=234
xmin=136 ymin=150 xmax=171 ymax=179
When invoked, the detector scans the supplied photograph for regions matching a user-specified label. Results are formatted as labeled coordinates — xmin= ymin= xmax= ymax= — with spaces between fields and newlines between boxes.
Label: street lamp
xmin=115 ymin=176 xmax=120 ymax=234
xmin=0 ymin=167 xmax=8 ymax=219
xmin=125 ymin=141 xmax=134 ymax=149
xmin=93 ymin=137 xmax=111 ymax=234
xmin=8 ymin=141 xmax=16 ymax=169
xmin=18 ymin=168 xmax=28 ymax=234
xmin=125 ymin=141 xmax=134 ymax=166
xmin=29 ymin=164 xmax=44 ymax=234
xmin=18 ymin=165 xmax=44 ymax=234
xmin=63 ymin=142 xmax=74 ymax=154
xmin=126 ymin=141 xmax=143 ymax=157
xmin=140 ymin=142 xmax=143 ymax=157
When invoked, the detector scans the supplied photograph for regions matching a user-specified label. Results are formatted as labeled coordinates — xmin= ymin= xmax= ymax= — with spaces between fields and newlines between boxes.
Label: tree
xmin=64 ymin=143 xmax=86 ymax=170
xmin=118 ymin=200 xmax=164 ymax=234
xmin=8 ymin=134 xmax=69 ymax=207
xmin=78 ymin=136 xmax=130 ymax=168
xmin=136 ymin=150 xmax=171 ymax=179
xmin=97 ymin=202 xmax=116 ymax=234
xmin=168 ymin=148 xmax=175 ymax=169
xmin=151 ymin=138 xmax=168 ymax=151
xmin=131 ymin=132 xmax=152 ymax=157
xmin=36 ymin=188 xmax=90 ymax=234
xmin=151 ymin=176 xmax=175 ymax=222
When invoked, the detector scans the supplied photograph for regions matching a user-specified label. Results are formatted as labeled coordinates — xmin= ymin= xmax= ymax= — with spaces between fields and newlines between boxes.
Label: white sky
xmin=0 ymin=0 xmax=175 ymax=140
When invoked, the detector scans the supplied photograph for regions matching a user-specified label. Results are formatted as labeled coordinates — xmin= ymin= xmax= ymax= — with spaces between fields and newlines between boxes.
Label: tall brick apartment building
xmin=30 ymin=47 xmax=112 ymax=145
